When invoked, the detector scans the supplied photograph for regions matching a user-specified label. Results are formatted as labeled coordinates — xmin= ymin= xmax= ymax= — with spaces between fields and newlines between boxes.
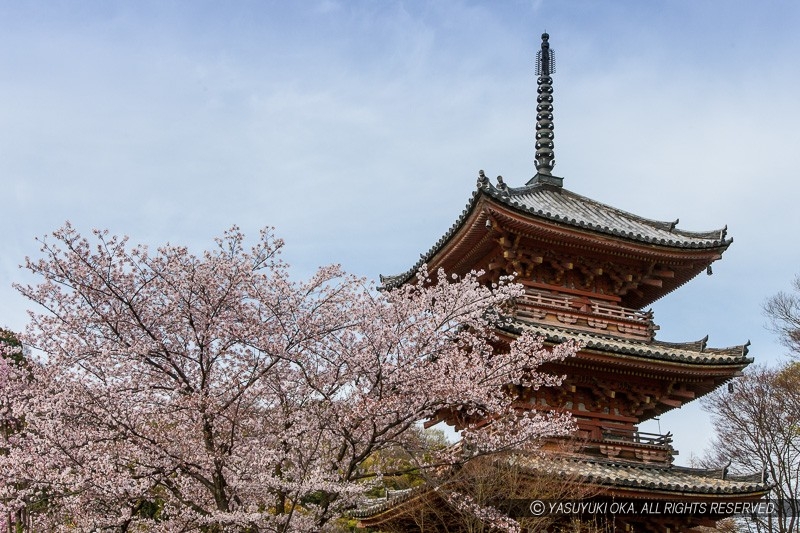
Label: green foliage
xmin=0 ymin=328 xmax=24 ymax=365
xmin=361 ymin=427 xmax=450 ymax=498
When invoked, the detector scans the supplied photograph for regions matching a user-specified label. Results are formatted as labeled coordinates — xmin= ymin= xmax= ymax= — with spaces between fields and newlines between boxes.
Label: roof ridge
xmin=507 ymin=183 xmax=729 ymax=240
xmin=562 ymin=455 xmax=766 ymax=480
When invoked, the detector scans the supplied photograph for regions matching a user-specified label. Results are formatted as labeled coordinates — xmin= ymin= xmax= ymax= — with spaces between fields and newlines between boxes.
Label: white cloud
xmin=1 ymin=0 xmax=799 ymax=463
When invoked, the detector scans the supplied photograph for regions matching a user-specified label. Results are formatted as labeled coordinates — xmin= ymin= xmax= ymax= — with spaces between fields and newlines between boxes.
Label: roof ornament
xmin=496 ymin=175 xmax=509 ymax=195
xmin=477 ymin=169 xmax=489 ymax=188
xmin=535 ymin=32 xmax=556 ymax=176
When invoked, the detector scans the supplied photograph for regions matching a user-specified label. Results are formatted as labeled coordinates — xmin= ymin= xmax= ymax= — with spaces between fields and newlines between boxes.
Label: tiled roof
xmin=519 ymin=455 xmax=769 ymax=496
xmin=499 ymin=179 xmax=729 ymax=248
xmin=352 ymin=487 xmax=425 ymax=518
xmin=382 ymin=175 xmax=731 ymax=288
xmin=507 ymin=320 xmax=752 ymax=366
xmin=353 ymin=456 xmax=769 ymax=519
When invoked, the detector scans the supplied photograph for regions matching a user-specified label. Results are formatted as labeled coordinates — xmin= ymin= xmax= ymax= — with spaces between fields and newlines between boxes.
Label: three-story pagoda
xmin=358 ymin=34 xmax=769 ymax=532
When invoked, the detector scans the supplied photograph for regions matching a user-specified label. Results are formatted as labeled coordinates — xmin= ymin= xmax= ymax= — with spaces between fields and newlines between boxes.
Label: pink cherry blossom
xmin=0 ymin=224 xmax=576 ymax=531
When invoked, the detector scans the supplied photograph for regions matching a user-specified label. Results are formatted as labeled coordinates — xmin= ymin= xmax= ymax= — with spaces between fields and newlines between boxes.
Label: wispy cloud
xmin=1 ymin=0 xmax=799 ymax=462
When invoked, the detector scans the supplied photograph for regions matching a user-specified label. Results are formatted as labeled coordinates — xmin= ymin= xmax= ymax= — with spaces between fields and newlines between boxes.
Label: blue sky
xmin=2 ymin=0 xmax=799 ymax=464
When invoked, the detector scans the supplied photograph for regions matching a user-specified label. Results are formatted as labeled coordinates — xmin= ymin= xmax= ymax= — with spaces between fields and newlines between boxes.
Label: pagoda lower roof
xmin=505 ymin=319 xmax=751 ymax=366
xmin=352 ymin=487 xmax=424 ymax=519
xmin=521 ymin=455 xmax=770 ymax=496
xmin=353 ymin=455 xmax=768 ymax=522
xmin=516 ymin=454 xmax=769 ymax=497
xmin=382 ymin=174 xmax=731 ymax=288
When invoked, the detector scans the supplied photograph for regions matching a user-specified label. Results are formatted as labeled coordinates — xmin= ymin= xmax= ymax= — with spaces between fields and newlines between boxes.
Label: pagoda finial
xmin=535 ymin=32 xmax=556 ymax=176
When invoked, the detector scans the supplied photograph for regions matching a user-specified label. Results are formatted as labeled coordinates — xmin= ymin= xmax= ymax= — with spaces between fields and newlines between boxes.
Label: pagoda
xmin=357 ymin=34 xmax=769 ymax=532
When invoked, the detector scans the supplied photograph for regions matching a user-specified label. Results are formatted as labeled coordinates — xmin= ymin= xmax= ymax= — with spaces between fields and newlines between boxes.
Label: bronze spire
xmin=534 ymin=32 xmax=556 ymax=176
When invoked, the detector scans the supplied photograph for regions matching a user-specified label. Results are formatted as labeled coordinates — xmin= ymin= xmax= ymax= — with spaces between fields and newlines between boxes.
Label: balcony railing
xmin=601 ymin=428 xmax=673 ymax=448
xmin=517 ymin=289 xmax=657 ymax=339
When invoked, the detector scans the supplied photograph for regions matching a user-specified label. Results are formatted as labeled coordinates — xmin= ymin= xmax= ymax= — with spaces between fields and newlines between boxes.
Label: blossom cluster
xmin=0 ymin=224 xmax=577 ymax=531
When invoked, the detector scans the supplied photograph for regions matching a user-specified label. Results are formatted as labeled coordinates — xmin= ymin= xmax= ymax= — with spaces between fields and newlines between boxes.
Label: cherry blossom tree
xmin=0 ymin=224 xmax=576 ymax=532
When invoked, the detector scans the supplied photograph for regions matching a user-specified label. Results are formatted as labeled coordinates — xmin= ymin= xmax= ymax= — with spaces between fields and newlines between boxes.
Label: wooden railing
xmin=517 ymin=289 xmax=657 ymax=339
xmin=601 ymin=428 xmax=673 ymax=449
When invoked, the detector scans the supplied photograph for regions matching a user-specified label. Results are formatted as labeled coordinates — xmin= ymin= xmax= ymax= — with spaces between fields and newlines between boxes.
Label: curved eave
xmin=381 ymin=179 xmax=732 ymax=292
xmin=381 ymin=185 xmax=487 ymax=288
xmin=351 ymin=487 xmax=428 ymax=520
xmin=499 ymin=321 xmax=752 ymax=369
xmin=544 ymin=457 xmax=771 ymax=497
xmin=354 ymin=457 xmax=770 ymax=525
